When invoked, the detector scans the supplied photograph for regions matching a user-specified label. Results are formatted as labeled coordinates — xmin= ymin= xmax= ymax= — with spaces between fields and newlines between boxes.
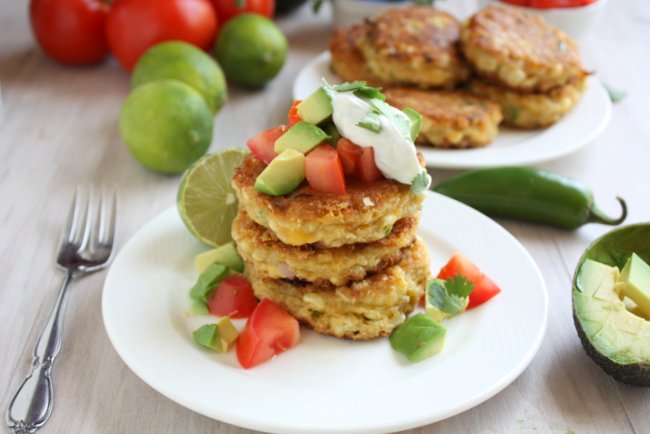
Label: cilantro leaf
xmin=329 ymin=81 xmax=368 ymax=92
xmin=354 ymin=86 xmax=386 ymax=101
xmin=426 ymin=279 xmax=467 ymax=318
xmin=444 ymin=275 xmax=474 ymax=298
xmin=411 ymin=172 xmax=431 ymax=195
xmin=356 ymin=111 xmax=382 ymax=133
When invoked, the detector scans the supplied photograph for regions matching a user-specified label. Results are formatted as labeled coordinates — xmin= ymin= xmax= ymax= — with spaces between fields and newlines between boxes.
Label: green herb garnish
xmin=411 ymin=172 xmax=431 ymax=195
xmin=425 ymin=276 xmax=475 ymax=321
xmin=356 ymin=111 xmax=382 ymax=133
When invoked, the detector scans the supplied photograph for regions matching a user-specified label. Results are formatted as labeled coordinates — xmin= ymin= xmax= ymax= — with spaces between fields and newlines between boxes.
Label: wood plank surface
xmin=1 ymin=0 xmax=649 ymax=433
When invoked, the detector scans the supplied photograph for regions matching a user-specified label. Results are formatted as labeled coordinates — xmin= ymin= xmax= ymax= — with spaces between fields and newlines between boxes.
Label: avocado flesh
xmin=573 ymin=259 xmax=650 ymax=385
xmin=254 ymin=149 xmax=305 ymax=196
xmin=616 ymin=253 xmax=650 ymax=318
xmin=297 ymin=87 xmax=332 ymax=125
xmin=389 ymin=314 xmax=447 ymax=362
xmin=195 ymin=241 xmax=244 ymax=273
xmin=274 ymin=121 xmax=329 ymax=154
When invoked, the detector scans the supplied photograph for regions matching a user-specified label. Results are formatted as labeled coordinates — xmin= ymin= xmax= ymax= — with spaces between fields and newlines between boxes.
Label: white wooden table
xmin=2 ymin=0 xmax=649 ymax=432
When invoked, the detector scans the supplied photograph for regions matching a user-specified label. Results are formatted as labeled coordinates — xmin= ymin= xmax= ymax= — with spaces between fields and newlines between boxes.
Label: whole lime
xmin=131 ymin=41 xmax=228 ymax=114
xmin=215 ymin=14 xmax=287 ymax=87
xmin=120 ymin=80 xmax=213 ymax=174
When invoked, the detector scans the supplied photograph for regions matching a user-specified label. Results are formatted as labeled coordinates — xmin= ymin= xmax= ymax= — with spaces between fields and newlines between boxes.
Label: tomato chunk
xmin=236 ymin=299 xmax=300 ymax=369
xmin=336 ymin=138 xmax=363 ymax=175
xmin=246 ymin=125 xmax=286 ymax=165
xmin=356 ymin=146 xmax=383 ymax=183
xmin=305 ymin=144 xmax=346 ymax=194
xmin=208 ymin=275 xmax=258 ymax=319
xmin=288 ymin=100 xmax=302 ymax=126
xmin=437 ymin=252 xmax=501 ymax=309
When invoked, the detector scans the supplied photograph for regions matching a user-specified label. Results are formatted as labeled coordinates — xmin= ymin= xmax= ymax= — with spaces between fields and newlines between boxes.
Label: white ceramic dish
xmin=103 ymin=193 xmax=548 ymax=434
xmin=293 ymin=51 xmax=612 ymax=169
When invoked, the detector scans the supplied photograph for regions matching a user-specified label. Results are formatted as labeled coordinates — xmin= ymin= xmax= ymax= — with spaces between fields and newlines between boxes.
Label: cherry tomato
xmin=288 ymin=100 xmax=302 ymax=126
xmin=437 ymin=253 xmax=501 ymax=309
xmin=336 ymin=138 xmax=363 ymax=176
xmin=210 ymin=0 xmax=274 ymax=25
xmin=305 ymin=144 xmax=346 ymax=194
xmin=356 ymin=146 xmax=383 ymax=183
xmin=236 ymin=299 xmax=300 ymax=369
xmin=30 ymin=0 xmax=110 ymax=65
xmin=105 ymin=0 xmax=218 ymax=71
xmin=247 ymin=125 xmax=286 ymax=165
xmin=208 ymin=275 xmax=258 ymax=319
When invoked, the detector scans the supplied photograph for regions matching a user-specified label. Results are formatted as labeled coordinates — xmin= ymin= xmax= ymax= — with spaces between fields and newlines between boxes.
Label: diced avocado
xmin=192 ymin=317 xmax=239 ymax=352
xmin=616 ymin=253 xmax=650 ymax=318
xmin=195 ymin=241 xmax=244 ymax=273
xmin=389 ymin=314 xmax=446 ymax=362
xmin=274 ymin=122 xmax=329 ymax=154
xmin=190 ymin=299 xmax=210 ymax=315
xmin=321 ymin=122 xmax=341 ymax=145
xmin=296 ymin=87 xmax=332 ymax=124
xmin=402 ymin=107 xmax=422 ymax=142
xmin=190 ymin=262 xmax=229 ymax=303
xmin=254 ymin=149 xmax=305 ymax=196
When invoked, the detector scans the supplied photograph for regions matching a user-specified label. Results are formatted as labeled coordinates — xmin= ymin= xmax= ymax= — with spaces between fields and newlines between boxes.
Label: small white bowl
xmin=479 ymin=0 xmax=608 ymax=41
xmin=332 ymin=0 xmax=412 ymax=28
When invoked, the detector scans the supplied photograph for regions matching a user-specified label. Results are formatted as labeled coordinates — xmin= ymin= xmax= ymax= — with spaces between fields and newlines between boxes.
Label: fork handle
xmin=7 ymin=271 xmax=73 ymax=434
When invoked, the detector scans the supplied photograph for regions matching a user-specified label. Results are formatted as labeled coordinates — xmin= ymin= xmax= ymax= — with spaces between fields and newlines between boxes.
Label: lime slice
xmin=177 ymin=148 xmax=249 ymax=246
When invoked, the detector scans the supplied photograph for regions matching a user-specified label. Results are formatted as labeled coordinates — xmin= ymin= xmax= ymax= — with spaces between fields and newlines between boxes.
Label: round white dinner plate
xmin=293 ymin=51 xmax=612 ymax=169
xmin=103 ymin=193 xmax=547 ymax=434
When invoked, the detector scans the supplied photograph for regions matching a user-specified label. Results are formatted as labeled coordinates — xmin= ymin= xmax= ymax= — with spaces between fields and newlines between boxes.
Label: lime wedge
xmin=177 ymin=148 xmax=249 ymax=246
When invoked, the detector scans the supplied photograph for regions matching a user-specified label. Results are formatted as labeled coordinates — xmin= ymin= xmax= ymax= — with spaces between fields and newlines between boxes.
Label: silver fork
xmin=7 ymin=186 xmax=117 ymax=434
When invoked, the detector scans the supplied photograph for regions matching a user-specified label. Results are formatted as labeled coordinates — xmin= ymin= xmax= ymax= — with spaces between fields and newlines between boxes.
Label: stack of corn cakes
xmin=461 ymin=7 xmax=587 ymax=129
xmin=231 ymin=155 xmax=431 ymax=340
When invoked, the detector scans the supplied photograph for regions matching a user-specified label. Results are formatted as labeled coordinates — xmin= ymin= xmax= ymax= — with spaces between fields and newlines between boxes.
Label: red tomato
xmin=288 ymin=100 xmax=302 ymax=126
xmin=305 ymin=144 xmax=346 ymax=194
xmin=336 ymin=138 xmax=362 ymax=176
xmin=499 ymin=0 xmax=531 ymax=5
xmin=208 ymin=275 xmax=258 ymax=319
xmin=236 ymin=299 xmax=300 ymax=369
xmin=356 ymin=147 xmax=383 ymax=183
xmin=210 ymin=0 xmax=274 ymax=25
xmin=30 ymin=0 xmax=110 ymax=65
xmin=247 ymin=125 xmax=286 ymax=165
xmin=105 ymin=0 xmax=218 ymax=71
xmin=437 ymin=252 xmax=501 ymax=309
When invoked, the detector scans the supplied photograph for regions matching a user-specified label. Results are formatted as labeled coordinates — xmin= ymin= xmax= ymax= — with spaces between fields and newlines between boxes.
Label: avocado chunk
xmin=573 ymin=259 xmax=650 ymax=385
xmin=190 ymin=262 xmax=229 ymax=303
xmin=297 ymin=87 xmax=332 ymax=124
xmin=389 ymin=313 xmax=447 ymax=362
xmin=402 ymin=107 xmax=422 ymax=142
xmin=195 ymin=241 xmax=244 ymax=273
xmin=254 ymin=149 xmax=305 ymax=196
xmin=274 ymin=121 xmax=329 ymax=154
xmin=192 ymin=317 xmax=239 ymax=352
xmin=616 ymin=253 xmax=650 ymax=318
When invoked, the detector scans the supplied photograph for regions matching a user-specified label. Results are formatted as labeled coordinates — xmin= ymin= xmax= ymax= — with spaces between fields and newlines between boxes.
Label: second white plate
xmin=293 ymin=51 xmax=612 ymax=169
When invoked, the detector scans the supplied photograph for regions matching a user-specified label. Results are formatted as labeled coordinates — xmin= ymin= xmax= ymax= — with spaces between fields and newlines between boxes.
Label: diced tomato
xmin=356 ymin=146 xmax=383 ymax=183
xmin=522 ymin=0 xmax=596 ymax=8
xmin=305 ymin=144 xmax=346 ymax=194
xmin=236 ymin=299 xmax=300 ymax=369
xmin=288 ymin=100 xmax=302 ymax=126
xmin=437 ymin=252 xmax=501 ymax=309
xmin=336 ymin=138 xmax=363 ymax=175
xmin=208 ymin=275 xmax=258 ymax=319
xmin=246 ymin=125 xmax=286 ymax=165
xmin=499 ymin=0 xmax=531 ymax=5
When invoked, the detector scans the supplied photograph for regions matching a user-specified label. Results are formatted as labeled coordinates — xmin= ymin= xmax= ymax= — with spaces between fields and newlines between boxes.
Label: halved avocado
xmin=572 ymin=223 xmax=650 ymax=386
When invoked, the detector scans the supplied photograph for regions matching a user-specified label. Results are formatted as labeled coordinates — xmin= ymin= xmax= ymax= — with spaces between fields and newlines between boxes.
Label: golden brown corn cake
xmin=329 ymin=23 xmax=383 ymax=86
xmin=233 ymin=210 xmax=419 ymax=286
xmin=384 ymin=87 xmax=503 ymax=148
xmin=246 ymin=237 xmax=430 ymax=340
xmin=358 ymin=6 xmax=470 ymax=89
xmin=232 ymin=155 xmax=424 ymax=248
xmin=467 ymin=76 xmax=586 ymax=129
xmin=460 ymin=6 xmax=586 ymax=93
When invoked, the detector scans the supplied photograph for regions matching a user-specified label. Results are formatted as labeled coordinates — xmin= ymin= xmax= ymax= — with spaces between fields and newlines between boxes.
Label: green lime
xmin=215 ymin=14 xmax=287 ymax=87
xmin=120 ymin=79 xmax=213 ymax=174
xmin=131 ymin=41 xmax=228 ymax=114
xmin=177 ymin=148 xmax=249 ymax=246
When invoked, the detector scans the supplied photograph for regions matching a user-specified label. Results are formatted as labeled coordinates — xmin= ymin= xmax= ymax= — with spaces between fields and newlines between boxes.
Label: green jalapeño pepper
xmin=433 ymin=167 xmax=627 ymax=230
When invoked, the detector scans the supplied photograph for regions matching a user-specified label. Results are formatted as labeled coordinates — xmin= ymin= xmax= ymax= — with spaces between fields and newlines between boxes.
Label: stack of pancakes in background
xmin=330 ymin=5 xmax=587 ymax=146
xmin=231 ymin=156 xmax=431 ymax=340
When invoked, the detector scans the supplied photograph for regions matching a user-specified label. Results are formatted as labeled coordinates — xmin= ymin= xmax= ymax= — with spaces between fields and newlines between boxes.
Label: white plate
xmin=103 ymin=193 xmax=548 ymax=434
xmin=293 ymin=51 xmax=612 ymax=169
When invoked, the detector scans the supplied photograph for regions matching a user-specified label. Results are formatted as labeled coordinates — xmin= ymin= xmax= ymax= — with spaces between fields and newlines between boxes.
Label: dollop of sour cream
xmin=330 ymin=91 xmax=429 ymax=187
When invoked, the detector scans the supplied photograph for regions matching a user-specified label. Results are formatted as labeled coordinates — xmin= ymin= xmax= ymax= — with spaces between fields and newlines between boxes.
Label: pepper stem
xmin=588 ymin=196 xmax=628 ymax=226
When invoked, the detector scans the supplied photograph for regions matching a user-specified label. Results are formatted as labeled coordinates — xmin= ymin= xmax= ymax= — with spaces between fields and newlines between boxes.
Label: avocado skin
xmin=572 ymin=223 xmax=650 ymax=387
xmin=572 ymin=310 xmax=650 ymax=386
